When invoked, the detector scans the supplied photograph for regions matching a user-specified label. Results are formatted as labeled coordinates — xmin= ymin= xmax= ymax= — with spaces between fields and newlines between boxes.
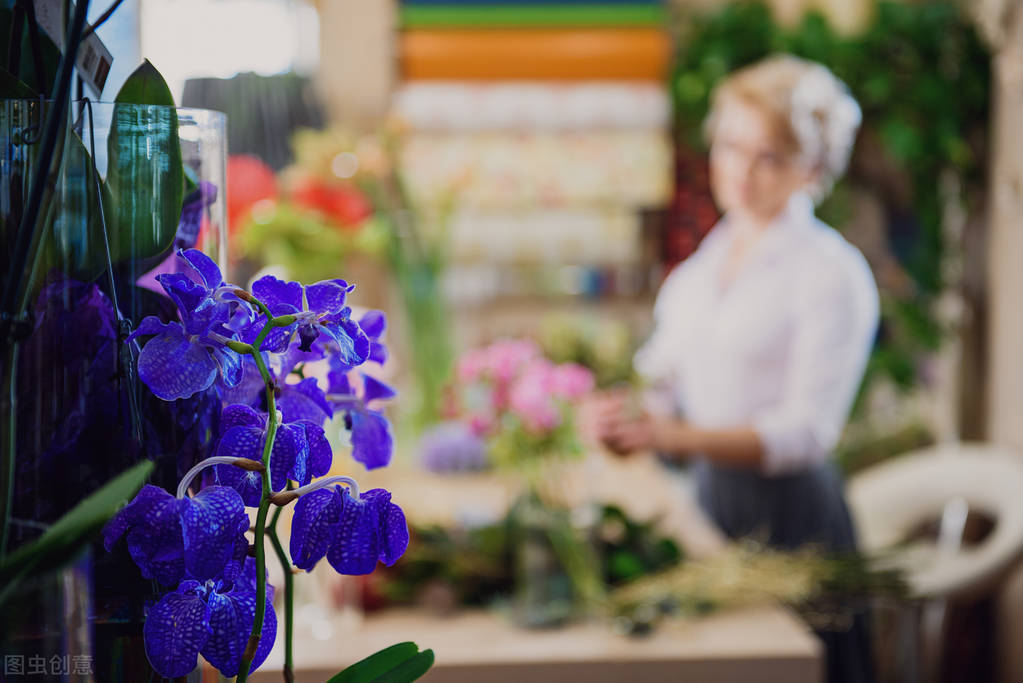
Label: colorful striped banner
xmin=400 ymin=5 xmax=666 ymax=28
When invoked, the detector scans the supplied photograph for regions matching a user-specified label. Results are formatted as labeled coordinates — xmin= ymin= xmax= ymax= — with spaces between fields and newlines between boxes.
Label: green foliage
xmin=327 ymin=642 xmax=435 ymax=683
xmin=538 ymin=315 xmax=637 ymax=389
xmin=488 ymin=409 xmax=584 ymax=473
xmin=670 ymin=0 xmax=990 ymax=396
xmin=381 ymin=503 xmax=683 ymax=609
xmin=595 ymin=505 xmax=683 ymax=586
xmin=106 ymin=60 xmax=184 ymax=267
xmin=239 ymin=205 xmax=388 ymax=283
xmin=0 ymin=7 xmax=61 ymax=96
xmin=0 ymin=67 xmax=36 ymax=98
xmin=0 ymin=460 xmax=154 ymax=606
xmin=28 ymin=60 xmax=185 ymax=289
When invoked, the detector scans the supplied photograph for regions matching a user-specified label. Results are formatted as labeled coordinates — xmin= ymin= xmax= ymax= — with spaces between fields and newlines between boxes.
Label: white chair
xmin=847 ymin=442 xmax=1023 ymax=683
xmin=848 ymin=442 xmax=1023 ymax=600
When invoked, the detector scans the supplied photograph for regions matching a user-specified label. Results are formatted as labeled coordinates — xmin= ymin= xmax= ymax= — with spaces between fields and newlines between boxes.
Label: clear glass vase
xmin=0 ymin=99 xmax=227 ymax=681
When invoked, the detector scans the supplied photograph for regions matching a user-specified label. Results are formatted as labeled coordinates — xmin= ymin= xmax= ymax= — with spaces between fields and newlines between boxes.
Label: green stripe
xmin=400 ymin=5 xmax=666 ymax=28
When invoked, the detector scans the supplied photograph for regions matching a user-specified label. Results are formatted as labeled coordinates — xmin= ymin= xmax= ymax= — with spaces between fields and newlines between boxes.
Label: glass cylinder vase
xmin=0 ymin=99 xmax=227 ymax=681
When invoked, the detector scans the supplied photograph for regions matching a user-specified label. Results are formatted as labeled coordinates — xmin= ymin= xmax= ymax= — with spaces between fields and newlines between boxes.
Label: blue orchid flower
xmin=102 ymin=483 xmax=249 ymax=586
xmin=241 ymin=276 xmax=370 ymax=364
xmin=328 ymin=368 xmax=396 ymax=470
xmin=359 ymin=310 xmax=388 ymax=365
xmin=129 ymin=249 xmax=249 ymax=400
xmin=175 ymin=181 xmax=218 ymax=250
xmin=144 ymin=557 xmax=276 ymax=678
xmin=289 ymin=485 xmax=408 ymax=575
xmin=219 ymin=350 xmax=335 ymax=427
xmin=209 ymin=404 xmax=333 ymax=506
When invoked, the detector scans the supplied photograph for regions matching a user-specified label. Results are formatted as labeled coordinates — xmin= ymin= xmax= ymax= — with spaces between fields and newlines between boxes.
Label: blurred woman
xmin=593 ymin=55 xmax=877 ymax=683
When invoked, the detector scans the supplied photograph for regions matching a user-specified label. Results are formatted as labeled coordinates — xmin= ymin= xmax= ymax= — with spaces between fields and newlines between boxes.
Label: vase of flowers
xmin=441 ymin=339 xmax=605 ymax=627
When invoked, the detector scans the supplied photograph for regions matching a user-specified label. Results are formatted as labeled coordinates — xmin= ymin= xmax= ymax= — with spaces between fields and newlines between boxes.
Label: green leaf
xmin=372 ymin=651 xmax=435 ymax=683
xmin=0 ymin=66 xmax=37 ymax=98
xmin=114 ymin=59 xmax=177 ymax=106
xmin=0 ymin=460 xmax=154 ymax=605
xmin=34 ymin=126 xmax=118 ymax=285
xmin=0 ymin=8 xmax=61 ymax=94
xmin=106 ymin=60 xmax=184 ymax=265
xmin=327 ymin=642 xmax=435 ymax=683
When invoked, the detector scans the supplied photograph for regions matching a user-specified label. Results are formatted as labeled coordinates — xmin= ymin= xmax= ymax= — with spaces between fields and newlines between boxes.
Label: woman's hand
xmin=580 ymin=391 xmax=684 ymax=457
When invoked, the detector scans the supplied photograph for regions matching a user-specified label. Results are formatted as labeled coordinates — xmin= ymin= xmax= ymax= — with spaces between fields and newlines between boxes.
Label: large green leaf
xmin=106 ymin=60 xmax=183 ymax=265
xmin=0 ymin=460 xmax=154 ymax=605
xmin=0 ymin=66 xmax=37 ymax=98
xmin=33 ymin=125 xmax=118 ymax=285
xmin=327 ymin=642 xmax=435 ymax=683
xmin=0 ymin=7 xmax=61 ymax=95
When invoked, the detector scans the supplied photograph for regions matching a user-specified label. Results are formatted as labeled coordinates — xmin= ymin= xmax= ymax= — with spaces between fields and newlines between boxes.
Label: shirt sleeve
xmin=633 ymin=262 xmax=690 ymax=384
xmin=751 ymin=251 xmax=879 ymax=475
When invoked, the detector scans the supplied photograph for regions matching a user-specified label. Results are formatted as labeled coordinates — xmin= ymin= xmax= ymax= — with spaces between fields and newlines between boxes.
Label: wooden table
xmin=252 ymin=605 xmax=821 ymax=683
xmin=250 ymin=451 xmax=823 ymax=682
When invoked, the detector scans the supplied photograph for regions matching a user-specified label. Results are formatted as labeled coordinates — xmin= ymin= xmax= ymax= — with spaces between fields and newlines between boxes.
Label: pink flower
xmin=508 ymin=360 xmax=561 ymax=433
xmin=551 ymin=363 xmax=595 ymax=400
xmin=484 ymin=339 xmax=541 ymax=384
xmin=456 ymin=349 xmax=489 ymax=383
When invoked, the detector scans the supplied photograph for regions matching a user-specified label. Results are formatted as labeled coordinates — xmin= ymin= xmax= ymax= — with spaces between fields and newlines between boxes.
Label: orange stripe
xmin=400 ymin=28 xmax=671 ymax=80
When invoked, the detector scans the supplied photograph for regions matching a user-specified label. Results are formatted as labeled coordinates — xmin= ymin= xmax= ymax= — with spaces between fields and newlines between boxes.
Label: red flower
xmin=290 ymin=175 xmax=373 ymax=230
xmin=226 ymin=155 xmax=278 ymax=236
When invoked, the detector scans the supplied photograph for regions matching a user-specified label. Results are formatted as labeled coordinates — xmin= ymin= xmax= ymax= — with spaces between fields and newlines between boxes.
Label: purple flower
xmin=328 ymin=370 xmax=396 ymax=470
xmin=242 ymin=275 xmax=370 ymax=362
xmin=359 ymin=310 xmax=388 ymax=365
xmin=102 ymin=484 xmax=249 ymax=586
xmin=219 ymin=352 xmax=335 ymax=427
xmin=419 ymin=422 xmax=490 ymax=473
xmin=129 ymin=249 xmax=249 ymax=400
xmin=289 ymin=486 xmax=408 ymax=574
xmin=144 ymin=557 xmax=276 ymax=678
xmin=209 ymin=405 xmax=333 ymax=505
xmin=176 ymin=181 xmax=218 ymax=250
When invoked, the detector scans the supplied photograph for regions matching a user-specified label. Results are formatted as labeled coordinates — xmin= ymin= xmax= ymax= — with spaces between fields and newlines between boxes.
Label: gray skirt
xmin=691 ymin=458 xmax=875 ymax=683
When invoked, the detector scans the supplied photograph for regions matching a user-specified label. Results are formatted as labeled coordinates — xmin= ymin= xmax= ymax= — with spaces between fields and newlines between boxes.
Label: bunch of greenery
xmin=380 ymin=504 xmax=683 ymax=610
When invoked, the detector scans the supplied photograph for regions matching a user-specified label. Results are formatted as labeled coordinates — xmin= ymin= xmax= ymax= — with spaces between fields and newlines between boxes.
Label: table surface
xmin=248 ymin=451 xmax=823 ymax=683
xmin=252 ymin=605 xmax=821 ymax=683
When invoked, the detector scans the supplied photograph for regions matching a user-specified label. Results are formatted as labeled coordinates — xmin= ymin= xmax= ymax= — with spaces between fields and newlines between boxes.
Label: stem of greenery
xmin=268 ymin=505 xmax=295 ymax=683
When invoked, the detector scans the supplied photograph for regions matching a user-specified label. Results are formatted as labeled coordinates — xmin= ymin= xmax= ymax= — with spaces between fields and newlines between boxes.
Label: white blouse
xmin=635 ymin=193 xmax=879 ymax=476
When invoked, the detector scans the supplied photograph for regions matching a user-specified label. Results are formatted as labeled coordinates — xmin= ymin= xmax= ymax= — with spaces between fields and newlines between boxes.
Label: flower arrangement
xmin=423 ymin=339 xmax=600 ymax=626
xmin=444 ymin=339 xmax=595 ymax=475
xmin=102 ymin=248 xmax=421 ymax=680
xmin=229 ymin=153 xmax=390 ymax=285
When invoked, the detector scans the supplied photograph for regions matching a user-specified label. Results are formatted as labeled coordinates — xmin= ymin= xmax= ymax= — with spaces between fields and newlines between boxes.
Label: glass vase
xmin=0 ymin=99 xmax=227 ymax=681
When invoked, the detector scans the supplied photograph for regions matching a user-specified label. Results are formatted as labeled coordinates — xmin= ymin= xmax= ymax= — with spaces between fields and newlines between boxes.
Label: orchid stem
xmin=268 ymin=504 xmax=295 ymax=683
xmin=237 ymin=307 xmax=280 ymax=683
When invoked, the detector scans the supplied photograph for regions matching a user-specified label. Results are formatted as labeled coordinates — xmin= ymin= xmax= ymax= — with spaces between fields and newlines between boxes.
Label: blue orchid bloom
xmin=209 ymin=404 xmax=333 ymax=506
xmin=359 ymin=310 xmax=388 ymax=365
xmin=328 ymin=368 xmax=396 ymax=470
xmin=129 ymin=249 xmax=249 ymax=400
xmin=241 ymin=276 xmax=370 ymax=364
xmin=289 ymin=484 xmax=408 ymax=575
xmin=219 ymin=349 xmax=334 ymax=427
xmin=144 ymin=557 xmax=276 ymax=678
xmin=102 ymin=483 xmax=249 ymax=586
xmin=175 ymin=181 xmax=218 ymax=251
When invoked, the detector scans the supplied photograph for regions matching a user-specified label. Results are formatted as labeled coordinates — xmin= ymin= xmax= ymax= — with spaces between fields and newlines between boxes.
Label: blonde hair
xmin=704 ymin=55 xmax=862 ymax=200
